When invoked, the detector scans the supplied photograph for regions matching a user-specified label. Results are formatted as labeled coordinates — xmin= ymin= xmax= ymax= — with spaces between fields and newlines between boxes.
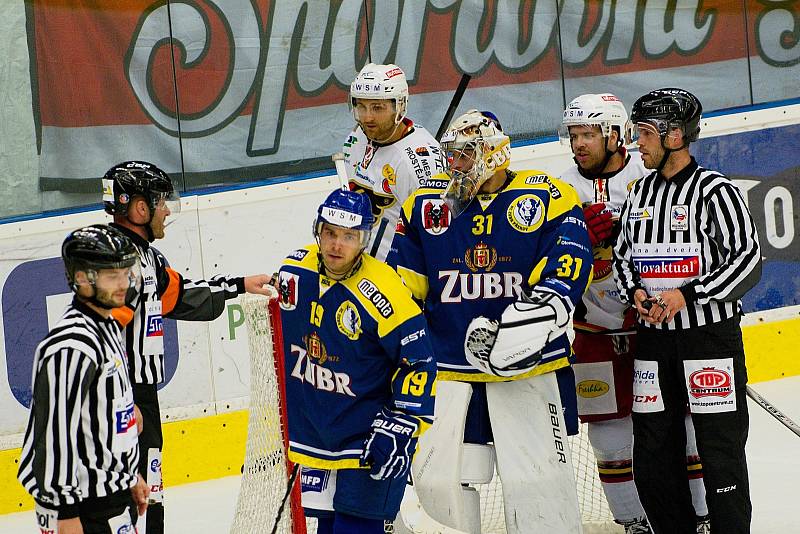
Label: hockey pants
xmin=632 ymin=317 xmax=751 ymax=534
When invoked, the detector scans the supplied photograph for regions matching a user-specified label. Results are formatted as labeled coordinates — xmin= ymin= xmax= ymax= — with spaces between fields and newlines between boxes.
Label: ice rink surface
xmin=3 ymin=375 xmax=798 ymax=533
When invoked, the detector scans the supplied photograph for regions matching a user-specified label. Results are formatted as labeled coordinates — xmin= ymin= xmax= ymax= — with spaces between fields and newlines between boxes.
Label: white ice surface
xmin=2 ymin=376 xmax=798 ymax=533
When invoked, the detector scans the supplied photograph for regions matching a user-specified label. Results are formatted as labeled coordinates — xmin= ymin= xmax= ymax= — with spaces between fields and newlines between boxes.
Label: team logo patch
xmin=464 ymin=242 xmax=497 ymax=272
xmin=671 ymin=204 xmax=689 ymax=231
xmin=506 ymin=194 xmax=545 ymax=233
xmin=304 ymin=332 xmax=328 ymax=364
xmin=118 ymin=193 xmax=130 ymax=205
xmin=629 ymin=207 xmax=653 ymax=221
xmin=395 ymin=217 xmax=406 ymax=235
xmin=684 ymin=359 xmax=737 ymax=413
xmin=350 ymin=182 xmax=395 ymax=223
xmin=278 ymin=272 xmax=299 ymax=311
xmin=361 ymin=142 xmax=375 ymax=169
xmin=335 ymin=301 xmax=362 ymax=340
xmin=577 ymin=380 xmax=610 ymax=399
xmin=423 ymin=199 xmax=451 ymax=235
xmin=382 ymin=164 xmax=396 ymax=187
xmin=594 ymin=178 xmax=609 ymax=203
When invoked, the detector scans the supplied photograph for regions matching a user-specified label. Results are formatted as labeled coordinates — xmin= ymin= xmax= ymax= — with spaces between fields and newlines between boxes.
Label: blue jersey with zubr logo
xmin=277 ymin=246 xmax=436 ymax=469
xmin=388 ymin=171 xmax=593 ymax=382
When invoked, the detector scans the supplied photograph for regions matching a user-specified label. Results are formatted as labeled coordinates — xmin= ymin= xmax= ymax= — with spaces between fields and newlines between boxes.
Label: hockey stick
xmin=269 ymin=462 xmax=301 ymax=534
xmin=435 ymin=73 xmax=472 ymax=141
xmin=332 ymin=152 xmax=350 ymax=191
xmin=746 ymin=385 xmax=800 ymax=438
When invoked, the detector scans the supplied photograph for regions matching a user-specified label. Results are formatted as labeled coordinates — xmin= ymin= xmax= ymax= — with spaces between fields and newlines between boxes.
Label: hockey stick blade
xmin=746 ymin=385 xmax=800 ymax=438
xmin=435 ymin=73 xmax=472 ymax=142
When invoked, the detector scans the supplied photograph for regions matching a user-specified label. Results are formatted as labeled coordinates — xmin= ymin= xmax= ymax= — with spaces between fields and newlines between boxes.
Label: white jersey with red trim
xmin=560 ymin=151 xmax=647 ymax=330
xmin=343 ymin=120 xmax=445 ymax=261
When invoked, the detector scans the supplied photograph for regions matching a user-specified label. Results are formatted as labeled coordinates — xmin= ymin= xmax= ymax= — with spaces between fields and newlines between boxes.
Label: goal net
xmin=231 ymin=294 xmax=617 ymax=533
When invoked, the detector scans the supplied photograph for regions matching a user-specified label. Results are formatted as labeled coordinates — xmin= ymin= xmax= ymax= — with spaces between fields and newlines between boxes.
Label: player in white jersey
xmin=558 ymin=94 xmax=708 ymax=533
xmin=342 ymin=63 xmax=445 ymax=260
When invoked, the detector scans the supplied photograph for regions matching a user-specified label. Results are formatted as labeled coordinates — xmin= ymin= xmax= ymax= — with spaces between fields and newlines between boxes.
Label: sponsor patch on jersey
xmin=357 ymin=278 xmax=394 ymax=318
xmin=628 ymin=207 xmax=653 ymax=221
xmin=143 ymin=274 xmax=156 ymax=287
xmin=594 ymin=178 xmax=609 ymax=203
xmin=287 ymin=249 xmax=309 ymax=261
xmin=382 ymin=163 xmax=396 ymax=187
xmin=464 ymin=242 xmax=497 ymax=272
xmin=626 ymin=179 xmax=638 ymax=192
xmin=115 ymin=401 xmax=136 ymax=434
xmin=335 ymin=301 xmax=362 ymax=341
xmin=278 ymin=271 xmax=299 ymax=311
xmin=422 ymin=199 xmax=451 ymax=235
xmin=524 ymin=174 xmax=549 ymax=185
xmin=395 ymin=216 xmax=406 ymax=236
xmin=506 ymin=194 xmax=545 ymax=233
xmin=415 ymin=146 xmax=430 ymax=157
xmin=671 ymin=204 xmax=689 ymax=231
xmin=301 ymin=468 xmax=331 ymax=493
xmin=684 ymin=358 xmax=737 ymax=413
xmin=632 ymin=360 xmax=664 ymax=413
xmin=146 ymin=313 xmax=163 ymax=338
xmin=422 ymin=178 xmax=449 ymax=189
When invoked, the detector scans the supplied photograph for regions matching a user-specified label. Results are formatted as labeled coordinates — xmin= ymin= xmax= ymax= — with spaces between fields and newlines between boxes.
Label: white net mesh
xmin=230 ymin=293 xmax=299 ymax=534
xmin=230 ymin=294 xmax=616 ymax=533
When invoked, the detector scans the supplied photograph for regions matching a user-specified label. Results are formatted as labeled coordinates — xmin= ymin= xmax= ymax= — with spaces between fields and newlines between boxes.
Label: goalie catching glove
xmin=465 ymin=287 xmax=572 ymax=377
xmin=583 ymin=202 xmax=614 ymax=247
xmin=360 ymin=407 xmax=418 ymax=480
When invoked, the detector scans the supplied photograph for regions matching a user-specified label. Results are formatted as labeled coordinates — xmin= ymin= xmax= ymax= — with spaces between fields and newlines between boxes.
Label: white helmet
xmin=349 ymin=63 xmax=409 ymax=124
xmin=558 ymin=93 xmax=633 ymax=147
xmin=440 ymin=110 xmax=511 ymax=217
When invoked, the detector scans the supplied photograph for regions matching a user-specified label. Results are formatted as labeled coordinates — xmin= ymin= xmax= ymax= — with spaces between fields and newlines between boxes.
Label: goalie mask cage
xmin=232 ymin=294 xmax=616 ymax=533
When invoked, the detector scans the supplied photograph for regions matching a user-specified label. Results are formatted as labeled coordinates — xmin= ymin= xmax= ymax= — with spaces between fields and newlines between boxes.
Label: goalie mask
xmin=349 ymin=63 xmax=409 ymax=126
xmin=63 ymin=224 xmax=141 ymax=309
xmin=440 ymin=110 xmax=511 ymax=218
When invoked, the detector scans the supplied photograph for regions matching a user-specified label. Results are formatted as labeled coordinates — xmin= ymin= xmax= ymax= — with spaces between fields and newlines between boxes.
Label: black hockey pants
xmin=133 ymin=382 xmax=165 ymax=534
xmin=632 ymin=317 xmax=751 ymax=534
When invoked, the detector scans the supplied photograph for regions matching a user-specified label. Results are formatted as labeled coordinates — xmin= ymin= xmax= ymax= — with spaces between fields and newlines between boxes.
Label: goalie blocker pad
xmin=465 ymin=287 xmax=571 ymax=377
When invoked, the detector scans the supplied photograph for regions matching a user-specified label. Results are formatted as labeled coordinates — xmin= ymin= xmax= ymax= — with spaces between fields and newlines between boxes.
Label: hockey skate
xmin=696 ymin=514 xmax=711 ymax=534
xmin=618 ymin=517 xmax=653 ymax=534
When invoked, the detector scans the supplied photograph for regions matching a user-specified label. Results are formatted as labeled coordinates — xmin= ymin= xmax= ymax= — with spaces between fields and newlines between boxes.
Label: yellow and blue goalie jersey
xmin=277 ymin=245 xmax=436 ymax=469
xmin=388 ymin=170 xmax=592 ymax=382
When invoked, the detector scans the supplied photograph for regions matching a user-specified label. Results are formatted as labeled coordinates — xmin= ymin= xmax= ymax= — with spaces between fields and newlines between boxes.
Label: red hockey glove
xmin=583 ymin=203 xmax=614 ymax=247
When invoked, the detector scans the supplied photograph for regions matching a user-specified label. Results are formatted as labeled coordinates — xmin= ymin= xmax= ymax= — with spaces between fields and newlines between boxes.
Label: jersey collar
xmin=656 ymin=156 xmax=699 ymax=186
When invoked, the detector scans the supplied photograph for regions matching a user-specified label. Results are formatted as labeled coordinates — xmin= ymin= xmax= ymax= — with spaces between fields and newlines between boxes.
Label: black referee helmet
xmin=62 ymin=224 xmax=138 ymax=291
xmin=102 ymin=161 xmax=179 ymax=216
xmin=630 ymin=88 xmax=703 ymax=143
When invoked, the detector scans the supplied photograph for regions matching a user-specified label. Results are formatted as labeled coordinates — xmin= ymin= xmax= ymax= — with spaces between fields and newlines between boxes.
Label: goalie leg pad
xmin=412 ymin=381 xmax=481 ymax=533
xmin=486 ymin=374 xmax=583 ymax=534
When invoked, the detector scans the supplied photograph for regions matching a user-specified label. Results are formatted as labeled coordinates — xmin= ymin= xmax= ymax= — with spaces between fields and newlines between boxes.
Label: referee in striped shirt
xmin=613 ymin=89 xmax=761 ymax=534
xmin=17 ymin=225 xmax=149 ymax=534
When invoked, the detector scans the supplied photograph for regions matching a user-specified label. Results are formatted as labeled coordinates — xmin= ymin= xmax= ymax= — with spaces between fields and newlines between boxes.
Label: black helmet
xmin=62 ymin=224 xmax=138 ymax=291
xmin=102 ymin=161 xmax=179 ymax=216
xmin=630 ymin=88 xmax=702 ymax=143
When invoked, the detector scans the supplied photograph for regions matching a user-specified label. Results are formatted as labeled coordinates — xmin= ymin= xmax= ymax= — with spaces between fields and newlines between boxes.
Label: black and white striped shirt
xmin=613 ymin=158 xmax=762 ymax=330
xmin=111 ymin=224 xmax=244 ymax=384
xmin=17 ymin=299 xmax=139 ymax=516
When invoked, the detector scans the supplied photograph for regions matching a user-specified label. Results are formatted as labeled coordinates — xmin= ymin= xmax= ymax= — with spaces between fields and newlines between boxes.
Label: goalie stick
xmin=435 ymin=73 xmax=472 ymax=141
xmin=746 ymin=385 xmax=800 ymax=438
xmin=331 ymin=152 xmax=350 ymax=191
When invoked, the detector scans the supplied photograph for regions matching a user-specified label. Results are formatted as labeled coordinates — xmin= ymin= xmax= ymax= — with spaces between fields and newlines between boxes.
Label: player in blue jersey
xmin=388 ymin=110 xmax=593 ymax=533
xmin=276 ymin=189 xmax=436 ymax=533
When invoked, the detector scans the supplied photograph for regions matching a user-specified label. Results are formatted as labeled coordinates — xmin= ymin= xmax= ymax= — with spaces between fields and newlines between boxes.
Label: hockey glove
xmin=465 ymin=287 xmax=572 ymax=377
xmin=360 ymin=407 xmax=418 ymax=481
xmin=583 ymin=203 xmax=613 ymax=247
